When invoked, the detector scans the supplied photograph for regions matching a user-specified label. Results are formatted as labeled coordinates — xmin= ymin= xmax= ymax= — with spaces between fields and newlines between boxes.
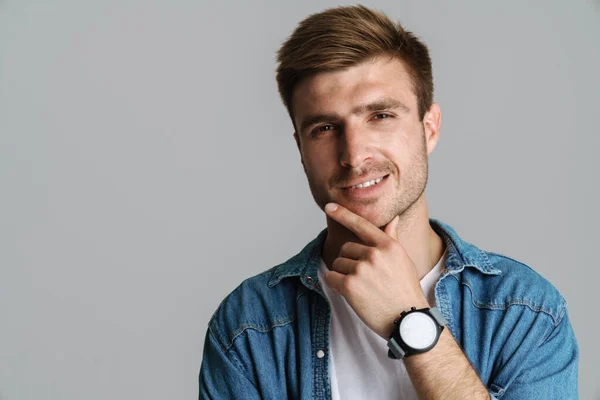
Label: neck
xmin=321 ymin=194 xmax=445 ymax=280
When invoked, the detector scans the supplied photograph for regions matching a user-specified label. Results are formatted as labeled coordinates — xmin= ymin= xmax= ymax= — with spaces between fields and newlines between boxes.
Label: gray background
xmin=1 ymin=0 xmax=598 ymax=399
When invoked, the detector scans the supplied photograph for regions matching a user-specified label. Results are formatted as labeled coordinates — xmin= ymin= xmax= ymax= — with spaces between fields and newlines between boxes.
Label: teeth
xmin=352 ymin=177 xmax=383 ymax=189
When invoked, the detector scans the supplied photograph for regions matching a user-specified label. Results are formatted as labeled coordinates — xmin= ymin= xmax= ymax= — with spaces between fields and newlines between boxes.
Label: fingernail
xmin=325 ymin=203 xmax=338 ymax=212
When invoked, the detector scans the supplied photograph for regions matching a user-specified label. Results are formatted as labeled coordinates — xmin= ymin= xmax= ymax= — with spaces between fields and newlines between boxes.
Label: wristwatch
xmin=387 ymin=306 xmax=447 ymax=360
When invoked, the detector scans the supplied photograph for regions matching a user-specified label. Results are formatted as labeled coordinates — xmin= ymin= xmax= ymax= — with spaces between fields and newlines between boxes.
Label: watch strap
xmin=387 ymin=337 xmax=406 ymax=359
xmin=429 ymin=307 xmax=448 ymax=327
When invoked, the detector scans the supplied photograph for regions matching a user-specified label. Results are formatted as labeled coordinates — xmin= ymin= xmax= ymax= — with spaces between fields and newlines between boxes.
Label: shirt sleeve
xmin=497 ymin=309 xmax=579 ymax=399
xmin=199 ymin=327 xmax=262 ymax=400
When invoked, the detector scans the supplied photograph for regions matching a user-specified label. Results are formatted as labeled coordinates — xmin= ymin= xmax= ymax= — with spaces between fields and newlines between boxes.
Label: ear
xmin=422 ymin=102 xmax=442 ymax=155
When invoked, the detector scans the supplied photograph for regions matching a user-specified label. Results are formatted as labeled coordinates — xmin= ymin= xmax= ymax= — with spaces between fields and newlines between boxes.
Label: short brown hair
xmin=276 ymin=5 xmax=433 ymax=123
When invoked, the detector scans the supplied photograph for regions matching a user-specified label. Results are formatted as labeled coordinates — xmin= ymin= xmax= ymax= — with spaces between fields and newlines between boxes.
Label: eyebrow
xmin=298 ymin=97 xmax=411 ymax=134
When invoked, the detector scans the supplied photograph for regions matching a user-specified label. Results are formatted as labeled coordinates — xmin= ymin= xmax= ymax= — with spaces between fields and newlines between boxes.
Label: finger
xmin=339 ymin=241 xmax=371 ymax=260
xmin=324 ymin=270 xmax=346 ymax=295
xmin=331 ymin=257 xmax=358 ymax=274
xmin=324 ymin=203 xmax=386 ymax=246
xmin=383 ymin=215 xmax=400 ymax=241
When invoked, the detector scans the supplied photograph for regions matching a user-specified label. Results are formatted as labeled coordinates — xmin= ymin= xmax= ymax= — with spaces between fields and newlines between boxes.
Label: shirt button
xmin=306 ymin=276 xmax=314 ymax=284
xmin=316 ymin=350 xmax=325 ymax=359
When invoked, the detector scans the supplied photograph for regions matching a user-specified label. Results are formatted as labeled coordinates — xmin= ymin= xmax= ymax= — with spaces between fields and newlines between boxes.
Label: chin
xmin=344 ymin=203 xmax=392 ymax=227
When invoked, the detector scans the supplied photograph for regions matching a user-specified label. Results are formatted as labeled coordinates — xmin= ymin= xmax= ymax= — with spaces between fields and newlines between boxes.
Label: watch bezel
xmin=396 ymin=309 xmax=442 ymax=354
xmin=387 ymin=307 xmax=445 ymax=359
xmin=398 ymin=312 xmax=439 ymax=350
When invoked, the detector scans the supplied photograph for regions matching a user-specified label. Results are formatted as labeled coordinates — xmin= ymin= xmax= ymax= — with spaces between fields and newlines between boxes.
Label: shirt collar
xmin=268 ymin=218 xmax=500 ymax=288
xmin=429 ymin=218 xmax=501 ymax=276
xmin=267 ymin=228 xmax=326 ymax=289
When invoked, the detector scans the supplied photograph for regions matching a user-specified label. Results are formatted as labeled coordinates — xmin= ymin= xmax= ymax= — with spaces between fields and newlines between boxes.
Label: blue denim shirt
xmin=199 ymin=219 xmax=578 ymax=399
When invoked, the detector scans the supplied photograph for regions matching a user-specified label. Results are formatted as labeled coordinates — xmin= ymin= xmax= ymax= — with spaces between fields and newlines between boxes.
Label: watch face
xmin=399 ymin=312 xmax=437 ymax=350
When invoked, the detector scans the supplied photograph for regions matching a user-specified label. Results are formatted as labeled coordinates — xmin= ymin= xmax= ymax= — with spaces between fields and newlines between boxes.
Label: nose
xmin=339 ymin=123 xmax=373 ymax=168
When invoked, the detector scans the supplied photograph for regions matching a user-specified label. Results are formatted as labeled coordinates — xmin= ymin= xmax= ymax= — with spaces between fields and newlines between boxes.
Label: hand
xmin=323 ymin=202 xmax=430 ymax=339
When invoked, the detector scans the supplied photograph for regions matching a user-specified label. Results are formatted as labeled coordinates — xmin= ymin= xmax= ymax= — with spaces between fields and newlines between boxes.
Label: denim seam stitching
xmin=537 ymin=308 xmax=569 ymax=348
xmin=206 ymin=324 xmax=258 ymax=390
xmin=538 ymin=319 xmax=557 ymax=347
xmin=222 ymin=316 xmax=297 ymax=352
xmin=208 ymin=322 xmax=228 ymax=353
xmin=451 ymin=274 xmax=561 ymax=324
xmin=303 ymin=244 xmax=320 ymax=280
xmin=555 ymin=299 xmax=567 ymax=327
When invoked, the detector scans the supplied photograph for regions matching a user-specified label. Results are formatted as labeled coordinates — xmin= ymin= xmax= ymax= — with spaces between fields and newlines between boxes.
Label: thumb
xmin=384 ymin=215 xmax=400 ymax=241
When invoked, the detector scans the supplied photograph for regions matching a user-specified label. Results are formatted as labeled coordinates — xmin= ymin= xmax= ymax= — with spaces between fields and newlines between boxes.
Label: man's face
xmin=292 ymin=57 xmax=440 ymax=228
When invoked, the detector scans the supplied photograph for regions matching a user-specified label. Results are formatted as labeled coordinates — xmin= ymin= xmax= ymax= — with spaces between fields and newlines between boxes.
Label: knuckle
xmin=332 ymin=258 xmax=343 ymax=270
xmin=340 ymin=242 xmax=352 ymax=254
xmin=342 ymin=276 xmax=356 ymax=292
xmin=382 ymin=239 xmax=394 ymax=250
xmin=384 ymin=240 xmax=399 ymax=253
xmin=366 ymin=247 xmax=379 ymax=260
xmin=354 ymin=261 xmax=366 ymax=275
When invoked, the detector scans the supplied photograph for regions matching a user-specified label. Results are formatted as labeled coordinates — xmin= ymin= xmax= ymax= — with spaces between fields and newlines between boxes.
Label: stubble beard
xmin=304 ymin=132 xmax=429 ymax=228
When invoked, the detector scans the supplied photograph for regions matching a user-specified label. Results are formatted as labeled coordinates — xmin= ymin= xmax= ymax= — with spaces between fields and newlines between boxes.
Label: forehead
xmin=292 ymin=57 xmax=417 ymax=123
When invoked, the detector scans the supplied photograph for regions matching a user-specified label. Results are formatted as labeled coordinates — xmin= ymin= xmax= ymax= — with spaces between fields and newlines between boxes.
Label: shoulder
xmin=205 ymin=263 xmax=305 ymax=353
xmin=464 ymin=249 xmax=567 ymax=326
xmin=205 ymin=229 xmax=326 ymax=352
xmin=431 ymin=218 xmax=568 ymax=326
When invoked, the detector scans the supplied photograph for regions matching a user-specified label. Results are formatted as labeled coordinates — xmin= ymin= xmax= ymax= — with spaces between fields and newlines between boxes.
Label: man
xmin=199 ymin=5 xmax=578 ymax=399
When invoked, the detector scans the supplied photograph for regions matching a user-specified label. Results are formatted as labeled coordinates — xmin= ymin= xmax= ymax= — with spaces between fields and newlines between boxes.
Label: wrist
xmin=386 ymin=305 xmax=447 ymax=360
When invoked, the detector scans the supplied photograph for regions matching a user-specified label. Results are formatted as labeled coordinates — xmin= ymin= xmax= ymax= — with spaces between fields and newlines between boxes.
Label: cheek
xmin=391 ymin=126 xmax=423 ymax=150
xmin=380 ymin=136 xmax=408 ymax=161
xmin=380 ymin=136 xmax=421 ymax=176
xmin=303 ymin=144 xmax=335 ymax=171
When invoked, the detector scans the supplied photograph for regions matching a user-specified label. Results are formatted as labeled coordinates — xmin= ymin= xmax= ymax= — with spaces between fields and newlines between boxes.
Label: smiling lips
xmin=342 ymin=174 xmax=390 ymax=189
xmin=338 ymin=174 xmax=391 ymax=200
xmin=350 ymin=176 xmax=384 ymax=189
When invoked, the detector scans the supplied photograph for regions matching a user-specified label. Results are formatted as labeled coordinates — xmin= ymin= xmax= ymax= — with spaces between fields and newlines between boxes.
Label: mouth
xmin=342 ymin=174 xmax=390 ymax=189
xmin=341 ymin=174 xmax=390 ymax=198
xmin=348 ymin=175 xmax=387 ymax=189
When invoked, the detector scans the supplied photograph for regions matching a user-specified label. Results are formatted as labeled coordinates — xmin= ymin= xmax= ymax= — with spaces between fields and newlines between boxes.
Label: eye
xmin=311 ymin=124 xmax=336 ymax=135
xmin=373 ymin=113 xmax=392 ymax=120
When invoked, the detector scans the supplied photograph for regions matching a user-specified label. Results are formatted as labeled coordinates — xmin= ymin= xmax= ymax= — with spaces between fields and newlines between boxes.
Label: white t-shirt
xmin=317 ymin=248 xmax=447 ymax=400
